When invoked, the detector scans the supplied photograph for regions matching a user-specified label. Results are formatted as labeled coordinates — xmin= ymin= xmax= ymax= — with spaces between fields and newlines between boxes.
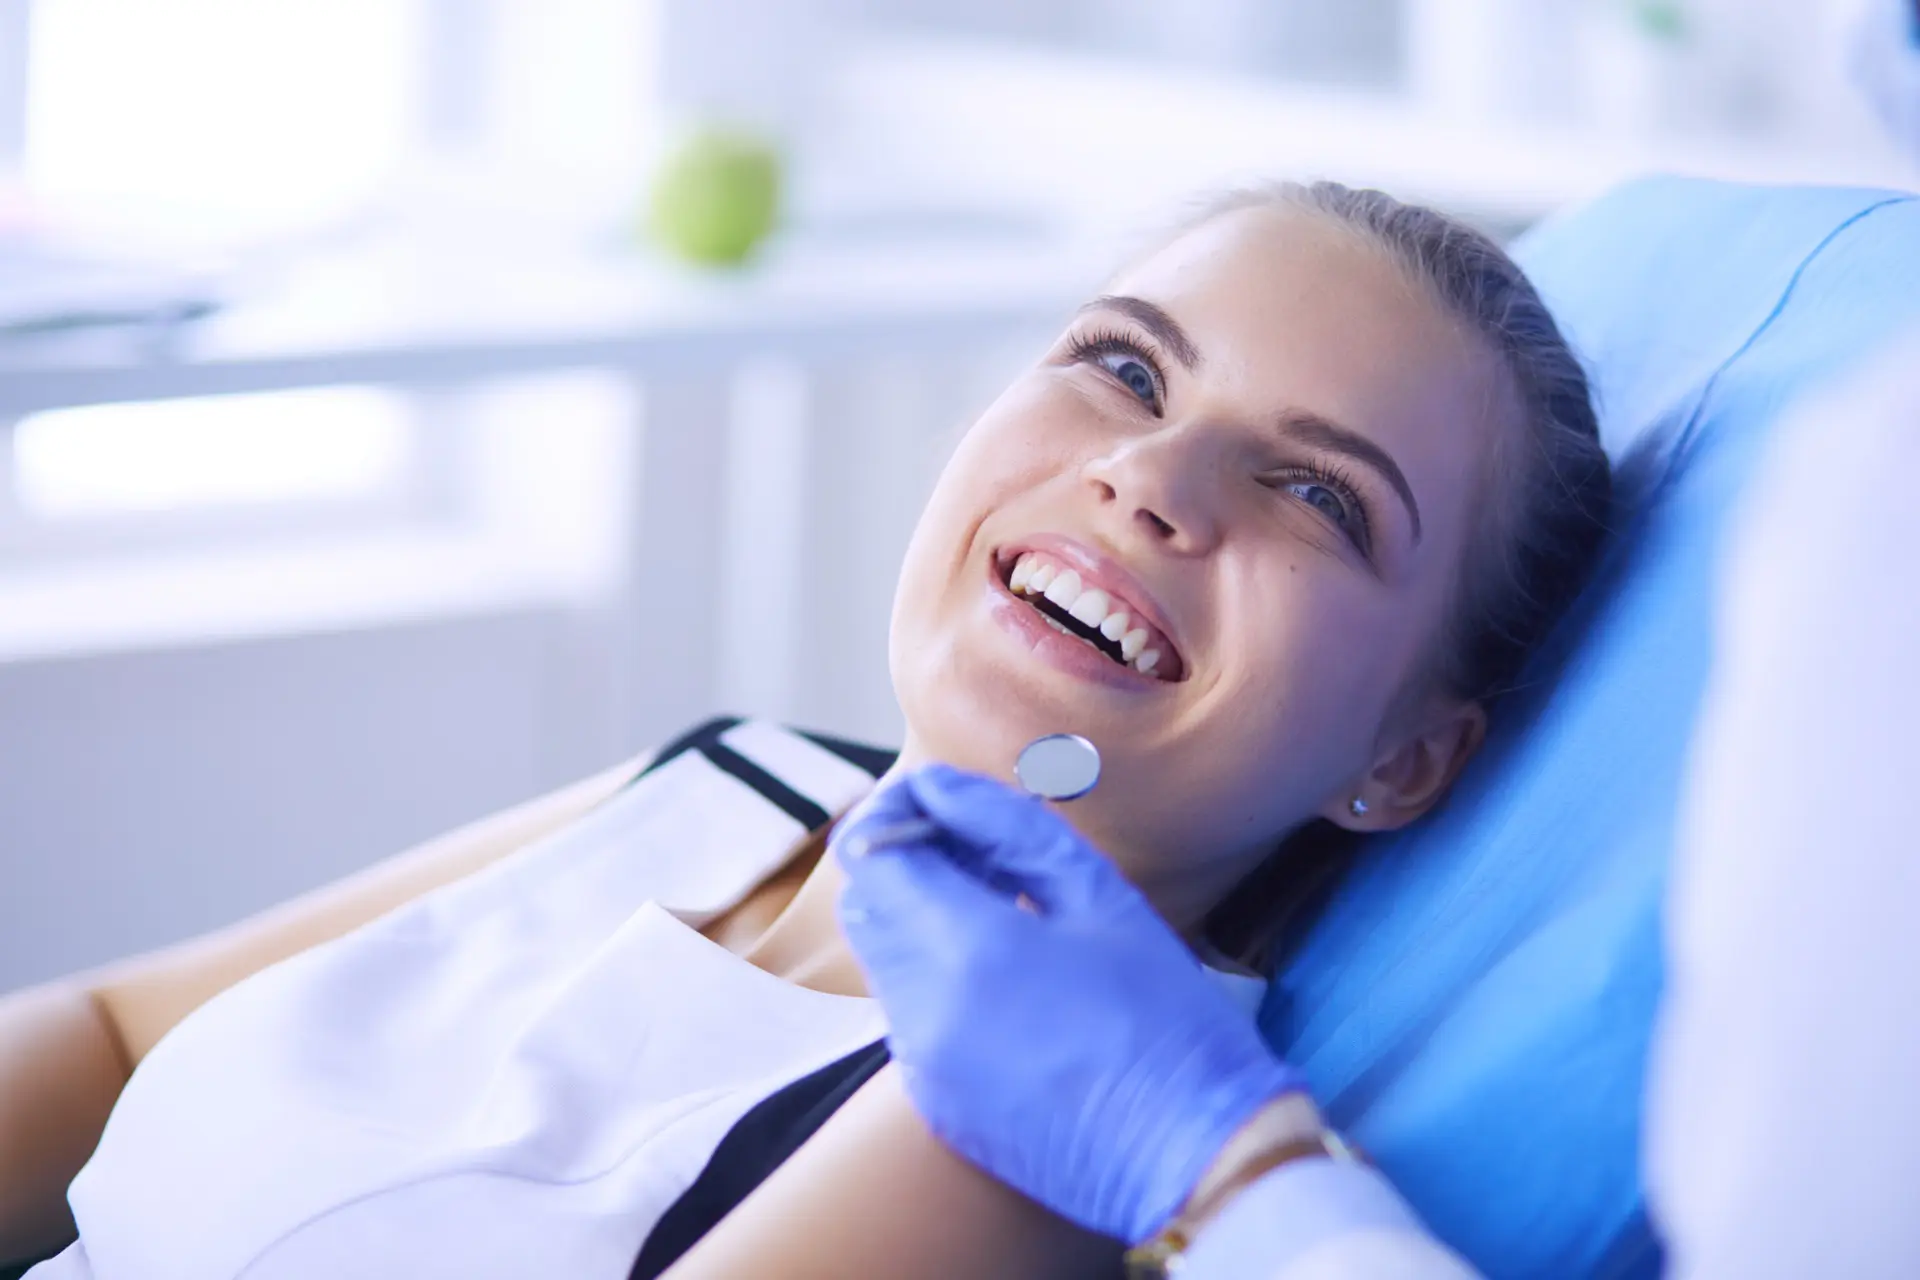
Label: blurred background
xmin=0 ymin=0 xmax=1912 ymax=990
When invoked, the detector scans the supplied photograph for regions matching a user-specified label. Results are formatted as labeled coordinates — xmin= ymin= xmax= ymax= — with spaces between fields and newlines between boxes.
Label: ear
xmin=1320 ymin=698 xmax=1488 ymax=833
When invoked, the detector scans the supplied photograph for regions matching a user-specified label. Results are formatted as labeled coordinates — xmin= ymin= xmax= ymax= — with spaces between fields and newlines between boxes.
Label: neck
xmin=737 ymin=757 xmax=920 ymax=998
xmin=742 ymin=749 xmax=1250 ymax=992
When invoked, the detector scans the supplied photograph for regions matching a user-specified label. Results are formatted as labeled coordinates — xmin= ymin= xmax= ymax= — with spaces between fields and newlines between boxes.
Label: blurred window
xmin=11 ymin=388 xmax=413 ymax=518
xmin=10 ymin=0 xmax=426 ymax=553
xmin=24 ymin=0 xmax=418 ymax=237
xmin=7 ymin=0 xmax=658 ymax=560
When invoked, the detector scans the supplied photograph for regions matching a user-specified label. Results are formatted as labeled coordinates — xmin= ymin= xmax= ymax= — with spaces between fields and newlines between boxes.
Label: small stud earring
xmin=1349 ymin=796 xmax=1369 ymax=818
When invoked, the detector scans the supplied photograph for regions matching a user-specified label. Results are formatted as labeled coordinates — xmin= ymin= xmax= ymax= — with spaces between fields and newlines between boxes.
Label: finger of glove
xmin=831 ymin=772 xmax=1037 ymax=908
xmin=829 ymin=774 xmax=933 ymax=859
xmin=838 ymin=837 xmax=1020 ymax=980
xmin=904 ymin=763 xmax=1141 ymax=918
xmin=833 ymin=766 xmax=1014 ymax=890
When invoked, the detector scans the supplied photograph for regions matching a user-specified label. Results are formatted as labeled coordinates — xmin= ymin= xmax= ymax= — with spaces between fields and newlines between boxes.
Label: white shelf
xmin=0 ymin=218 xmax=1093 ymax=415
xmin=0 ymin=526 xmax=587 ymax=663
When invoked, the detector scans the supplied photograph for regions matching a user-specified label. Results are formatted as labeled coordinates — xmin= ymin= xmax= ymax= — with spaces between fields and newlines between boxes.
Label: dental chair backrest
xmin=1261 ymin=177 xmax=1920 ymax=1278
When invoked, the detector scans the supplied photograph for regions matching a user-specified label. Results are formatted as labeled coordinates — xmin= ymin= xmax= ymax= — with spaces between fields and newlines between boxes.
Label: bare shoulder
xmin=664 ymin=1065 xmax=1119 ymax=1280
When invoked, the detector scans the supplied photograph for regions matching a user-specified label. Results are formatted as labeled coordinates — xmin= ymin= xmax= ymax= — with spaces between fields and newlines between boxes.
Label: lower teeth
xmin=1037 ymin=607 xmax=1119 ymax=661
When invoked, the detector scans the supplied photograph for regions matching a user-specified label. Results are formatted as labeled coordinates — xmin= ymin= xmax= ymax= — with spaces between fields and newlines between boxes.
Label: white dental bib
xmin=34 ymin=719 xmax=1266 ymax=1280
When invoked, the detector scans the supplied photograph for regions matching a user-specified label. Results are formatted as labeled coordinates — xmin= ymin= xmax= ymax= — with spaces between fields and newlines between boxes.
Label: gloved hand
xmin=834 ymin=763 xmax=1304 ymax=1245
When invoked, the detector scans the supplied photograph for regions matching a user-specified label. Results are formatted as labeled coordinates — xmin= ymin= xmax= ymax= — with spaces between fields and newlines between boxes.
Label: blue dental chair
xmin=1263 ymin=176 xmax=1920 ymax=1277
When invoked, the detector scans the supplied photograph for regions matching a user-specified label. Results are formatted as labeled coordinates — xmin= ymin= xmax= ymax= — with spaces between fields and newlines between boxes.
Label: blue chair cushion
xmin=1260 ymin=177 xmax=1920 ymax=1277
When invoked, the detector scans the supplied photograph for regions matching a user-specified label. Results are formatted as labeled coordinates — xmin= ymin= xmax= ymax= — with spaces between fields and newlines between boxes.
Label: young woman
xmin=0 ymin=181 xmax=1609 ymax=1279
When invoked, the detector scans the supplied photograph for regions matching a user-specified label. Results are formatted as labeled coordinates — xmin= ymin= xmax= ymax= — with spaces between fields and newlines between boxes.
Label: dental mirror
xmin=1014 ymin=733 xmax=1102 ymax=801
xmin=840 ymin=733 xmax=1103 ymax=859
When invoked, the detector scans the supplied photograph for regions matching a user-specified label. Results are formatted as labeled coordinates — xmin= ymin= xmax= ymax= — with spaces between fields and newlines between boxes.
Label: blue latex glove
xmin=834 ymin=763 xmax=1304 ymax=1244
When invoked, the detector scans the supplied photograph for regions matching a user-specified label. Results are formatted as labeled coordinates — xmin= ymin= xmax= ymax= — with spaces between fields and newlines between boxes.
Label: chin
xmin=892 ymin=649 xmax=1031 ymax=784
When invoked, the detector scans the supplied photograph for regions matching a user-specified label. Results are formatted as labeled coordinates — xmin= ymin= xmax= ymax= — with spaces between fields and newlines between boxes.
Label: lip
xmin=988 ymin=533 xmax=1189 ymax=684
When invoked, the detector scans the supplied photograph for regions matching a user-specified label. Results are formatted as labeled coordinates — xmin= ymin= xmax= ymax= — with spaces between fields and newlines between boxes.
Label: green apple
xmin=646 ymin=125 xmax=782 ymax=266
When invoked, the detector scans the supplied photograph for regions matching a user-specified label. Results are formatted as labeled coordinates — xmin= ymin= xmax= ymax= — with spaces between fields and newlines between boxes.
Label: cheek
xmin=896 ymin=377 xmax=1090 ymax=593
xmin=1190 ymin=567 xmax=1405 ymax=806
xmin=951 ymin=376 xmax=1095 ymax=484
xmin=887 ymin=379 xmax=1084 ymax=679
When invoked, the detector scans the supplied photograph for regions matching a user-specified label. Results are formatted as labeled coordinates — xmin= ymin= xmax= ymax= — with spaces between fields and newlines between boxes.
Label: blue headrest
xmin=1261 ymin=177 xmax=1920 ymax=1277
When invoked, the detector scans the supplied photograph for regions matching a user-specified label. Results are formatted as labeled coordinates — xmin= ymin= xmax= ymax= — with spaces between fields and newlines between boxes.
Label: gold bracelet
xmin=1121 ymin=1127 xmax=1363 ymax=1279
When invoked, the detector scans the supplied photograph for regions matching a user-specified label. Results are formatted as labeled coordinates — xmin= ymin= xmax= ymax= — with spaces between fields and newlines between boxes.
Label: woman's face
xmin=889 ymin=206 xmax=1513 ymax=929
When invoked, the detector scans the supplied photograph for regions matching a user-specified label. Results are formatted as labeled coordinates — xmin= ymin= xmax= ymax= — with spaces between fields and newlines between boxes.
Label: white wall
xmin=0 ymin=607 xmax=624 ymax=990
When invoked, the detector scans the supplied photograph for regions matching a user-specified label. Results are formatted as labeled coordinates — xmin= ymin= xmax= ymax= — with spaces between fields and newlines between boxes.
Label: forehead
xmin=1109 ymin=205 xmax=1514 ymax=561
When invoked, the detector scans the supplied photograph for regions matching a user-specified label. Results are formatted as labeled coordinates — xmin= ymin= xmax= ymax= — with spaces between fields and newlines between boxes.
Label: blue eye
xmin=1098 ymin=351 xmax=1158 ymax=405
xmin=1285 ymin=481 xmax=1352 ymax=528
xmin=1270 ymin=469 xmax=1373 ymax=560
xmin=1062 ymin=330 xmax=1166 ymax=412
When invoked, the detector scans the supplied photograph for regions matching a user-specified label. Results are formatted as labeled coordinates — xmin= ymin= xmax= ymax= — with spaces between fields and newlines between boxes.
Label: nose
xmin=1081 ymin=425 xmax=1224 ymax=556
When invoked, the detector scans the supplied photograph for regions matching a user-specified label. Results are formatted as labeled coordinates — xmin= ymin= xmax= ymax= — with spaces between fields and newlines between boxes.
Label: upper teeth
xmin=1008 ymin=552 xmax=1162 ymax=675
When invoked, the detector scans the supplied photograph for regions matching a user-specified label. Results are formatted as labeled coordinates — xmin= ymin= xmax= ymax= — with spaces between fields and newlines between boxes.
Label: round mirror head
xmin=1015 ymin=733 xmax=1102 ymax=801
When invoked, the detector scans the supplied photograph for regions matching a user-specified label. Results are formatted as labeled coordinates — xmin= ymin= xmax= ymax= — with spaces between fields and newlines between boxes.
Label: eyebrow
xmin=1278 ymin=408 xmax=1424 ymax=544
xmin=1078 ymin=295 xmax=1201 ymax=371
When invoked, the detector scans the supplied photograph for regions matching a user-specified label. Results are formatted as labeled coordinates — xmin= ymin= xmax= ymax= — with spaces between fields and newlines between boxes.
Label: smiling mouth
xmin=996 ymin=550 xmax=1183 ymax=681
xmin=1026 ymin=586 xmax=1129 ymax=662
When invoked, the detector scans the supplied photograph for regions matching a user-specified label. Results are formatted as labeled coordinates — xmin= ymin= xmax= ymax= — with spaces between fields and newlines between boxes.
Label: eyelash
xmin=1061 ymin=326 xmax=1375 ymax=561
xmin=1264 ymin=459 xmax=1374 ymax=560
xmin=1063 ymin=328 xmax=1168 ymax=414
